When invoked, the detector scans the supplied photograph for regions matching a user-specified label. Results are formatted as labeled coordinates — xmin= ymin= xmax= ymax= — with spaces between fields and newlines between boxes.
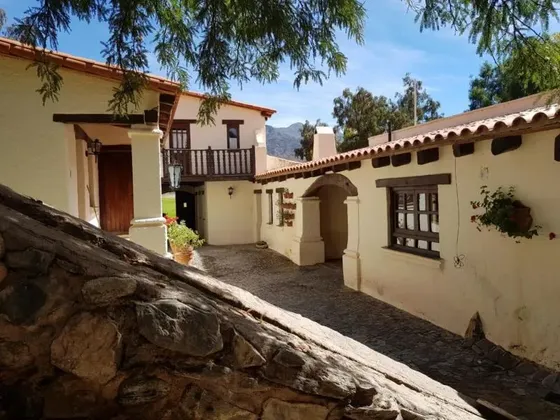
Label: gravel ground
xmin=192 ymin=244 xmax=560 ymax=419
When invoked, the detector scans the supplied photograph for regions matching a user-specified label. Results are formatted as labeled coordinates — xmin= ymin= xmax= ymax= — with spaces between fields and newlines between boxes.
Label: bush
xmin=167 ymin=221 xmax=204 ymax=251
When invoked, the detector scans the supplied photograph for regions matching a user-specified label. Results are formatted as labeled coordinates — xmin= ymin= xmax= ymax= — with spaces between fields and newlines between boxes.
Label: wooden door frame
xmin=98 ymin=145 xmax=133 ymax=233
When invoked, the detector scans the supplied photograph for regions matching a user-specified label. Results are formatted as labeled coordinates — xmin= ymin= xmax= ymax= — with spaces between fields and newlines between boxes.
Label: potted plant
xmin=470 ymin=186 xmax=540 ymax=240
xmin=167 ymin=221 xmax=204 ymax=265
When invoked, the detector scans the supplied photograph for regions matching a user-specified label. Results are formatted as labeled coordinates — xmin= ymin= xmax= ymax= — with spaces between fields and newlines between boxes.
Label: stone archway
xmin=302 ymin=174 xmax=357 ymax=261
xmin=302 ymin=173 xmax=358 ymax=198
xmin=292 ymin=173 xmax=361 ymax=290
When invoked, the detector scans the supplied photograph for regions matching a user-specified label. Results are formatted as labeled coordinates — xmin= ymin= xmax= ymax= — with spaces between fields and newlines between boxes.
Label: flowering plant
xmin=167 ymin=221 xmax=204 ymax=250
xmin=470 ymin=186 xmax=541 ymax=240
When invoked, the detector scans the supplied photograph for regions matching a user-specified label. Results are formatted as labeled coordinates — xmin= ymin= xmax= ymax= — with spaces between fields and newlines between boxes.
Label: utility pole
xmin=413 ymin=79 xmax=418 ymax=126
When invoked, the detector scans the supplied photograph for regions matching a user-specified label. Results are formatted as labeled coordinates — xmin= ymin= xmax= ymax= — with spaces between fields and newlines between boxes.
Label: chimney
xmin=312 ymin=127 xmax=337 ymax=161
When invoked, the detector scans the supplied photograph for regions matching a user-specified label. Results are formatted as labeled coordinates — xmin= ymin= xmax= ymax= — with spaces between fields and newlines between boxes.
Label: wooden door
xmin=98 ymin=145 xmax=134 ymax=233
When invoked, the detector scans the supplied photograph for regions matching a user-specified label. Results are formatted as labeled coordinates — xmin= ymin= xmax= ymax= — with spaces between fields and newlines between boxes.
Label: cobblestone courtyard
xmin=192 ymin=245 xmax=560 ymax=419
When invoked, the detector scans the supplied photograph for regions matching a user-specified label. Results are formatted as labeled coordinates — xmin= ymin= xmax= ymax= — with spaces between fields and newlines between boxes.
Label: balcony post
xmin=251 ymin=145 xmax=256 ymax=175
xmin=207 ymin=146 xmax=214 ymax=176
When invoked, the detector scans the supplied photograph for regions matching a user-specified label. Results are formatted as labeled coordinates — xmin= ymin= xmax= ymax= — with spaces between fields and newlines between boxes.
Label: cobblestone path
xmin=192 ymin=245 xmax=560 ymax=419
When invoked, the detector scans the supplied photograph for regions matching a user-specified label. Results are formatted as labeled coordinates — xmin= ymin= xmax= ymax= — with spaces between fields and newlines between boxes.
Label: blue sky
xmin=0 ymin=0 xmax=538 ymax=127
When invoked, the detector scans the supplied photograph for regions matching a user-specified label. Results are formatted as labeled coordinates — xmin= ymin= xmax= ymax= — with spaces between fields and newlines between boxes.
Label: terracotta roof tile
xmin=256 ymin=104 xmax=560 ymax=180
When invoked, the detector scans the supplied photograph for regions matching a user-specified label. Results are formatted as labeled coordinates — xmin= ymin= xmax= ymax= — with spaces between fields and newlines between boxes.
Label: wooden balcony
xmin=162 ymin=147 xmax=255 ymax=183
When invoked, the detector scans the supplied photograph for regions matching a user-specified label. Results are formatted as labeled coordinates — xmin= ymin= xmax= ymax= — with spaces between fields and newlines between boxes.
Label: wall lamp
xmin=85 ymin=138 xmax=103 ymax=158
xmin=228 ymin=186 xmax=234 ymax=198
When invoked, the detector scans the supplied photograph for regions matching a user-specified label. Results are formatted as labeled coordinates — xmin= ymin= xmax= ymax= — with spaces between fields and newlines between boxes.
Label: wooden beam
xmin=491 ymin=135 xmax=522 ymax=156
xmin=253 ymin=189 xmax=262 ymax=194
xmin=453 ymin=142 xmax=475 ymax=158
xmin=160 ymin=93 xmax=176 ymax=106
xmin=555 ymin=135 xmax=560 ymax=162
xmin=372 ymin=156 xmax=390 ymax=168
xmin=302 ymin=171 xmax=311 ymax=179
xmin=417 ymin=148 xmax=439 ymax=165
xmin=294 ymin=173 xmax=303 ymax=179
xmin=376 ymin=173 xmax=452 ymax=188
xmin=391 ymin=153 xmax=412 ymax=167
xmin=222 ymin=119 xmax=245 ymax=125
xmin=275 ymin=188 xmax=286 ymax=193
xmin=73 ymin=125 xmax=91 ymax=142
xmin=348 ymin=161 xmax=361 ymax=171
xmin=333 ymin=163 xmax=349 ymax=173
xmin=54 ymin=113 xmax=155 ymax=125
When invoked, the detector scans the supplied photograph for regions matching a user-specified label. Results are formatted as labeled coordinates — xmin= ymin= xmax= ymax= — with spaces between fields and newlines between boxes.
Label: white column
xmin=343 ymin=196 xmax=361 ymax=290
xmin=253 ymin=191 xmax=263 ymax=242
xmin=291 ymin=197 xmax=324 ymax=266
xmin=128 ymin=125 xmax=168 ymax=256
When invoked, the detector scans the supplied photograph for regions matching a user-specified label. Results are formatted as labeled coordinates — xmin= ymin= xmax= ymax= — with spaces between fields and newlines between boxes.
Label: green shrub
xmin=167 ymin=221 xmax=204 ymax=250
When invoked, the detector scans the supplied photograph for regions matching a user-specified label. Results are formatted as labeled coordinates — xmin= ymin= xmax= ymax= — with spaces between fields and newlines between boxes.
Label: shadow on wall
xmin=317 ymin=185 xmax=349 ymax=260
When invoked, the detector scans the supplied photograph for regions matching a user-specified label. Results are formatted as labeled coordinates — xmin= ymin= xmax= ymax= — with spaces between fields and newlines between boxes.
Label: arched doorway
xmin=302 ymin=174 xmax=358 ymax=261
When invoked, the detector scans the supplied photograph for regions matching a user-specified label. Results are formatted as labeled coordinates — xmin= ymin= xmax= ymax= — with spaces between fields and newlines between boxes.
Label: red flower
xmin=550 ymin=232 xmax=557 ymax=240
xmin=470 ymin=215 xmax=477 ymax=223
xmin=164 ymin=215 xmax=178 ymax=226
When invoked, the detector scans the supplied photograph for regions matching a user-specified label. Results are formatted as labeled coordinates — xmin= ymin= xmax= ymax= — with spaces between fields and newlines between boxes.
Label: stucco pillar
xmin=253 ymin=191 xmax=263 ymax=242
xmin=128 ymin=125 xmax=168 ymax=256
xmin=343 ymin=196 xmax=361 ymax=290
xmin=291 ymin=197 xmax=324 ymax=266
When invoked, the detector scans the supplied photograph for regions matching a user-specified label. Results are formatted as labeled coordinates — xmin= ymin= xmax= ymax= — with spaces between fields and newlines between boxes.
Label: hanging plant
xmin=470 ymin=186 xmax=541 ymax=240
xmin=283 ymin=191 xmax=294 ymax=199
xmin=283 ymin=211 xmax=295 ymax=221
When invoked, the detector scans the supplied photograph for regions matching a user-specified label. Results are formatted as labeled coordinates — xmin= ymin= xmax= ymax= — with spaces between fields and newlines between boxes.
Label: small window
xmin=267 ymin=191 xmax=273 ymax=224
xmin=226 ymin=123 xmax=240 ymax=149
xmin=390 ymin=186 xmax=440 ymax=258
xmin=277 ymin=191 xmax=284 ymax=226
xmin=170 ymin=120 xmax=194 ymax=149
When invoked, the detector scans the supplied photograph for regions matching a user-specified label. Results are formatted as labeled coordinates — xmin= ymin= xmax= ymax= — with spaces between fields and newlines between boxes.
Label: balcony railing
xmin=162 ymin=147 xmax=255 ymax=182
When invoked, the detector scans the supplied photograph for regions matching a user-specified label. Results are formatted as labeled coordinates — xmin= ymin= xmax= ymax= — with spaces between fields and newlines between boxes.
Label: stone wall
xmin=0 ymin=184 xmax=484 ymax=419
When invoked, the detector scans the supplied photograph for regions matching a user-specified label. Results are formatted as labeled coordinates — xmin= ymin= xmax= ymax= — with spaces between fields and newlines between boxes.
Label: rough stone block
xmin=0 ymin=341 xmax=34 ymax=369
xmin=179 ymin=385 xmax=257 ymax=419
xmin=51 ymin=312 xmax=122 ymax=384
xmin=0 ymin=282 xmax=46 ymax=324
xmin=261 ymin=398 xmax=329 ymax=420
xmin=82 ymin=276 xmax=137 ymax=305
xmin=5 ymin=248 xmax=54 ymax=275
xmin=136 ymin=299 xmax=223 ymax=357
xmin=118 ymin=375 xmax=170 ymax=406
xmin=0 ymin=263 xmax=7 ymax=284
xmin=232 ymin=330 xmax=266 ymax=368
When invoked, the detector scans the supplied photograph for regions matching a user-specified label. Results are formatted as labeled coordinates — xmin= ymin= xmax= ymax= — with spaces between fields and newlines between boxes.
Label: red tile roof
xmin=256 ymin=104 xmax=560 ymax=181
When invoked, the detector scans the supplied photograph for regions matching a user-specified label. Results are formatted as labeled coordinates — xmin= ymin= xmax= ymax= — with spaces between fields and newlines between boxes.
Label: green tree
xmin=294 ymin=120 xmax=328 ymax=161
xmin=468 ymin=34 xmax=560 ymax=110
xmin=334 ymin=76 xmax=442 ymax=152
xmin=395 ymin=74 xmax=442 ymax=125
xmin=408 ymin=1 xmax=560 ymax=99
xmin=5 ymin=1 xmax=365 ymax=121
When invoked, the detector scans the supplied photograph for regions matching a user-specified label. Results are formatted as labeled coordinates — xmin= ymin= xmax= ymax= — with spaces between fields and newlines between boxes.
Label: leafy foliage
xmin=6 ymin=0 xmax=365 ymax=121
xmin=470 ymin=186 xmax=541 ymax=240
xmin=294 ymin=119 xmax=328 ymax=161
xmin=167 ymin=221 xmax=204 ymax=250
xmin=468 ymin=34 xmax=560 ymax=110
xmin=408 ymin=0 xmax=560 ymax=102
xmin=334 ymin=75 xmax=443 ymax=152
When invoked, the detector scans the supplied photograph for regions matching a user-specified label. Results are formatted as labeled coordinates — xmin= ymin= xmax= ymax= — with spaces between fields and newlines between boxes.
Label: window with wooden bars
xmin=389 ymin=187 xmax=440 ymax=258
xmin=266 ymin=190 xmax=273 ymax=224
xmin=169 ymin=120 xmax=194 ymax=149
xmin=376 ymin=174 xmax=450 ymax=259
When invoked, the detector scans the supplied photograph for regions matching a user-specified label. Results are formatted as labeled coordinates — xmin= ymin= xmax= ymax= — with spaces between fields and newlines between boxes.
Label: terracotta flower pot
xmin=511 ymin=201 xmax=533 ymax=232
xmin=170 ymin=244 xmax=194 ymax=265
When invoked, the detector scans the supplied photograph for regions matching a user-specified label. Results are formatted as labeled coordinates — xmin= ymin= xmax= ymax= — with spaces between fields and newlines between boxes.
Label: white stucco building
xmin=3 ymin=36 xmax=560 ymax=372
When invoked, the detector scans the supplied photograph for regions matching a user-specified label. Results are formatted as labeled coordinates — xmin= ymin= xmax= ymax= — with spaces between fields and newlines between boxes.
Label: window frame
xmin=169 ymin=120 xmax=195 ymax=149
xmin=376 ymin=173 xmax=451 ymax=260
xmin=223 ymin=119 xmax=243 ymax=149
xmin=266 ymin=189 xmax=273 ymax=225
xmin=388 ymin=186 xmax=440 ymax=259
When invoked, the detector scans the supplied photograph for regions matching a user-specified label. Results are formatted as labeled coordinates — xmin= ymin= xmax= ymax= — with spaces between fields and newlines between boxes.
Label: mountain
xmin=266 ymin=123 xmax=303 ymax=160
